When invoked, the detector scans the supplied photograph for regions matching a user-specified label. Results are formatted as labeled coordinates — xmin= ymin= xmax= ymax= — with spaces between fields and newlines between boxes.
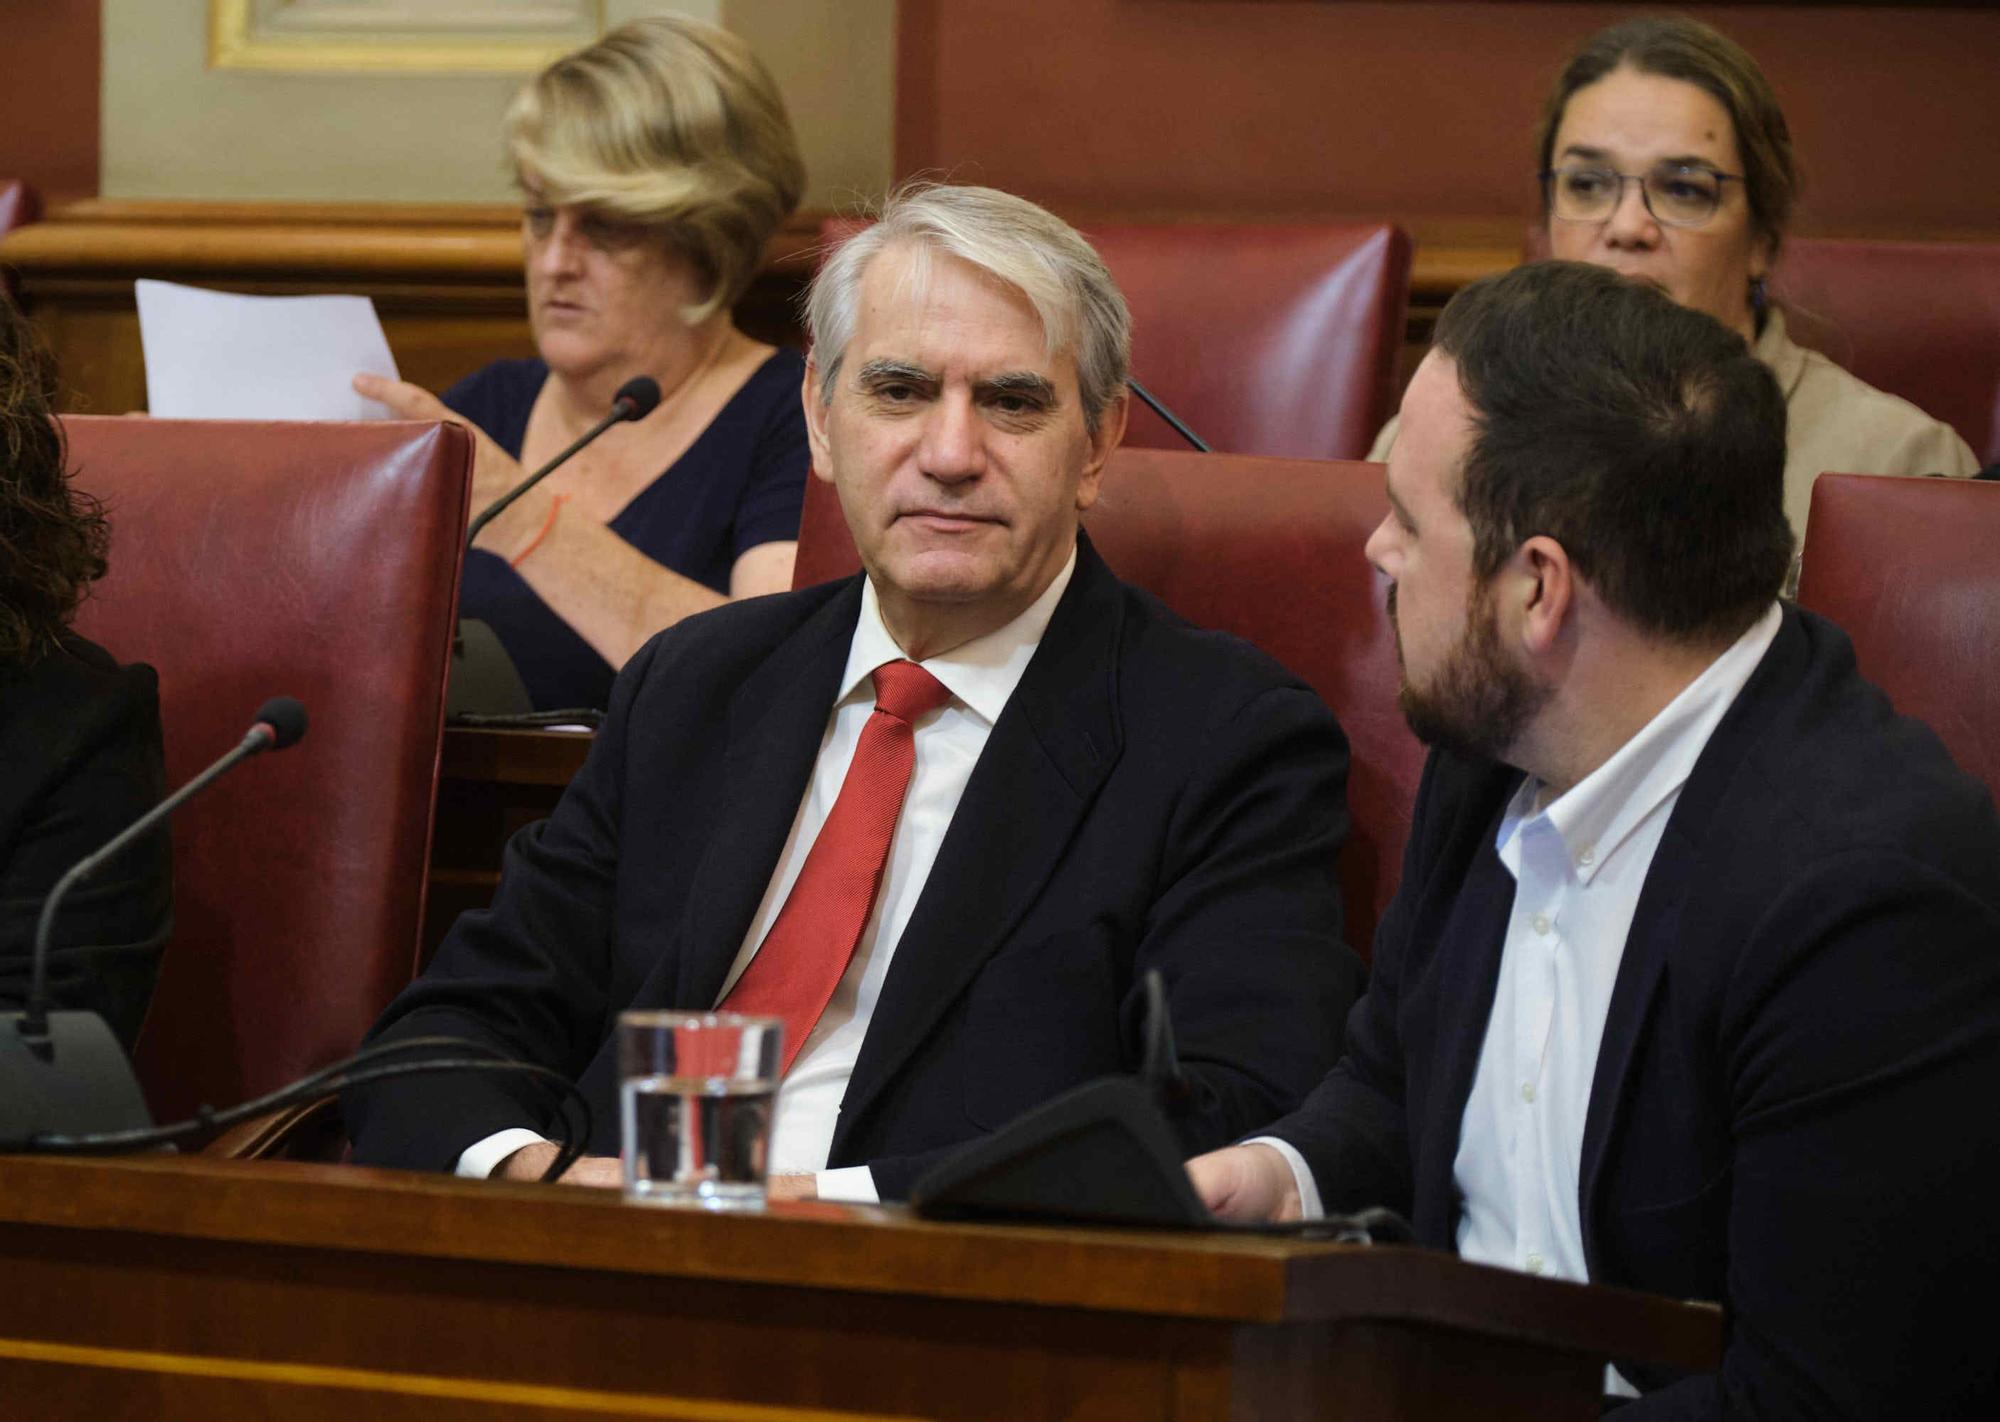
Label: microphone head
xmin=612 ymin=376 xmax=662 ymax=421
xmin=253 ymin=696 xmax=309 ymax=750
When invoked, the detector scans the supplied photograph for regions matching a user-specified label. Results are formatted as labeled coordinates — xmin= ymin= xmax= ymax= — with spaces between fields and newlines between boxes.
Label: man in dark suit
xmin=1191 ymin=261 xmax=2000 ymax=1417
xmin=345 ymin=184 xmax=1362 ymax=1202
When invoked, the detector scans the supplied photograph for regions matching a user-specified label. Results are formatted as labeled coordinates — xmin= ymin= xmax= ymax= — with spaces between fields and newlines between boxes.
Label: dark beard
xmin=1390 ymin=582 xmax=1546 ymax=762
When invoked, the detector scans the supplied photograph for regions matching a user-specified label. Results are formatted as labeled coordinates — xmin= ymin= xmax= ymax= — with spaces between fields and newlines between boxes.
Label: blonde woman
xmin=359 ymin=16 xmax=808 ymax=710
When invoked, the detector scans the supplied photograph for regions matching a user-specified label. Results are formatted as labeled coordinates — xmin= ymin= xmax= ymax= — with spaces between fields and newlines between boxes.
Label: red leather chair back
xmin=793 ymin=448 xmax=1423 ymax=958
xmin=1773 ymin=239 xmax=2000 ymax=465
xmin=1796 ymin=473 xmax=2000 ymax=802
xmin=63 ymin=418 xmax=473 ymax=1120
xmin=0 ymin=179 xmax=39 ymax=239
xmin=816 ymin=218 xmax=1412 ymax=461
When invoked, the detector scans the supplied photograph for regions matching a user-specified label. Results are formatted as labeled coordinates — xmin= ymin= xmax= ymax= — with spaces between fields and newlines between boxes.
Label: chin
xmin=536 ymin=335 xmax=612 ymax=379
xmin=881 ymin=553 xmax=1003 ymax=605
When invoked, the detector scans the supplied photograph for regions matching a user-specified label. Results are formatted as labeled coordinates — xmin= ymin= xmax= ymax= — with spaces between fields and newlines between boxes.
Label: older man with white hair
xmin=345 ymin=184 xmax=1363 ymax=1202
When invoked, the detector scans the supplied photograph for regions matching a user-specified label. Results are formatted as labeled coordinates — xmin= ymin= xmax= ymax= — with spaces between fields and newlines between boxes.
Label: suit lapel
xmin=1577 ymin=610 xmax=1807 ymax=1252
xmin=665 ymin=581 xmax=864 ymax=1011
xmin=1413 ymin=803 xmax=1517 ymax=1244
xmin=829 ymin=539 xmax=1124 ymax=1158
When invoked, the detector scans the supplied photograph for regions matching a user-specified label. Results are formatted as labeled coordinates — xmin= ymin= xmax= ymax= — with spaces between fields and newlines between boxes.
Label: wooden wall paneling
xmin=892 ymin=1 xmax=2000 ymax=236
xmin=0 ymin=201 xmax=826 ymax=417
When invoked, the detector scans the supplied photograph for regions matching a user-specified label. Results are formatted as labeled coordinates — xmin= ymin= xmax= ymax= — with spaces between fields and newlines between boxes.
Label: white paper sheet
xmin=135 ymin=279 xmax=400 ymax=420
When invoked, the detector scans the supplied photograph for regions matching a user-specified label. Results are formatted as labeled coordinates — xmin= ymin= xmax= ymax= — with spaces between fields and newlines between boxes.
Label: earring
xmin=1750 ymin=276 xmax=1769 ymax=314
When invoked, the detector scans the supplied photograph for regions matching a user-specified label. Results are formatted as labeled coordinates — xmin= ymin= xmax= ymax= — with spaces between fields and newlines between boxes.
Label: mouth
xmin=896 ymin=510 xmax=1000 ymax=534
xmin=1601 ymin=265 xmax=1670 ymax=295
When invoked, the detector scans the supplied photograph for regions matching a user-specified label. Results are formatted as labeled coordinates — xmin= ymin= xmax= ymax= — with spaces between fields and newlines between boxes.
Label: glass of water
xmin=617 ymin=1010 xmax=782 ymax=1210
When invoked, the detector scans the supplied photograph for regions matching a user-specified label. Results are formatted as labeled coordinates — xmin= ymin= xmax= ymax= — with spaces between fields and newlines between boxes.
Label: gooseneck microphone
xmin=2 ymin=697 xmax=308 ymax=1148
xmin=1126 ymin=378 xmax=1212 ymax=453
xmin=465 ymin=375 xmax=662 ymax=547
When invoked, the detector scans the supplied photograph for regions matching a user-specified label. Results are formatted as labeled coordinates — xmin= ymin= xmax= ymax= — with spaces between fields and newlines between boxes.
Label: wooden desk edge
xmin=0 ymin=1154 xmax=1719 ymax=1370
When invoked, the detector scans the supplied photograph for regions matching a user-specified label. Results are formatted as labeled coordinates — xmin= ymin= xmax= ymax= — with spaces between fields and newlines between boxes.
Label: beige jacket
xmin=1368 ymin=307 xmax=1979 ymax=546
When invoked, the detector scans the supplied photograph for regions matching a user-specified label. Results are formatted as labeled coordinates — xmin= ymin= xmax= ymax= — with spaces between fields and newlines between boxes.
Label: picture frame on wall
xmin=207 ymin=0 xmax=609 ymax=74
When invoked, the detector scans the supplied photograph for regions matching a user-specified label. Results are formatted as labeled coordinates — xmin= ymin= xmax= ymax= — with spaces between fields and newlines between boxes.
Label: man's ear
xmin=1075 ymin=389 xmax=1128 ymax=513
xmin=802 ymin=356 xmax=835 ymax=485
xmin=1513 ymin=534 xmax=1575 ymax=656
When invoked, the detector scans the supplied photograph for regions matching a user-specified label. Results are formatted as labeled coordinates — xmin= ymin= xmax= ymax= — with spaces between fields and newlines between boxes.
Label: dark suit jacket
xmin=1267 ymin=606 xmax=2000 ymax=1419
xmin=0 ymin=634 xmax=171 ymax=1049
xmin=347 ymin=537 xmax=1363 ymax=1197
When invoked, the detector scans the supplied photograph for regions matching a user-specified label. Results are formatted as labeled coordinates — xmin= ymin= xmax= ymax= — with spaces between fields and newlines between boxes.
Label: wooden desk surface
xmin=0 ymin=1154 xmax=1719 ymax=1420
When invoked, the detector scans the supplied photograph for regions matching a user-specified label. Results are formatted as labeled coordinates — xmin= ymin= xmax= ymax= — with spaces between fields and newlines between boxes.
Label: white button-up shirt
xmin=459 ymin=552 xmax=1075 ymax=1200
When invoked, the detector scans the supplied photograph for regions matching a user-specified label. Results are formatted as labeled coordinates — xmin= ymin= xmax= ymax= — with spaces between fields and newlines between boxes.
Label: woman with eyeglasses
xmin=354 ymin=16 xmax=809 ymax=712
xmin=1372 ymin=17 xmax=1977 ymax=545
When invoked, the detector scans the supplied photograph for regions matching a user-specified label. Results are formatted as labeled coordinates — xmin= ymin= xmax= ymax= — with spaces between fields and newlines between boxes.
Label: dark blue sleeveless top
xmin=445 ymin=348 xmax=808 ymax=710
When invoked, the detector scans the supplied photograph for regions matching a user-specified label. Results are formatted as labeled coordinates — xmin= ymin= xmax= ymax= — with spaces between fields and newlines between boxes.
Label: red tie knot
xmin=871 ymin=660 xmax=951 ymax=725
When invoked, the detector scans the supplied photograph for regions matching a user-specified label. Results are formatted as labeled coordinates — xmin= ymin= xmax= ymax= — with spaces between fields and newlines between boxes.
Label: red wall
xmin=897 ymin=1 xmax=2000 ymax=236
xmin=0 ymin=1 xmax=100 ymax=204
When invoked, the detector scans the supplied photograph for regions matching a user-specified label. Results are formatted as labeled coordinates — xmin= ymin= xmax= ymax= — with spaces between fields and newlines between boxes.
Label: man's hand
xmin=1186 ymin=1143 xmax=1305 ymax=1223
xmin=352 ymin=372 xmax=528 ymax=528
xmin=492 ymin=1141 xmax=621 ymax=1187
xmin=765 ymin=1173 xmax=818 ymax=1203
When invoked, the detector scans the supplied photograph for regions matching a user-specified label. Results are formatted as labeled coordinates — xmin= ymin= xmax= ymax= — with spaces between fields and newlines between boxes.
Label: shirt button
xmin=1577 ymin=846 xmax=1595 ymax=867
xmin=1525 ymin=1252 xmax=1546 ymax=1274
xmin=1531 ymin=913 xmax=1551 ymax=935
xmin=1520 ymin=1082 xmax=1536 ymax=1104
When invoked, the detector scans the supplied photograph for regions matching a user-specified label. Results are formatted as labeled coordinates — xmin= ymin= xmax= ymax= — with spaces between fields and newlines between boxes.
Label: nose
xmin=532 ymin=212 xmax=587 ymax=279
xmin=1363 ymin=508 xmax=1398 ymax=577
xmin=1602 ymin=175 xmax=1660 ymax=249
xmin=917 ymin=391 xmax=985 ymax=484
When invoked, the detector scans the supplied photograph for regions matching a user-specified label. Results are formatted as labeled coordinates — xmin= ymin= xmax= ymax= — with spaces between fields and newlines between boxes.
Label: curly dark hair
xmin=1 ymin=291 xmax=108 ymax=663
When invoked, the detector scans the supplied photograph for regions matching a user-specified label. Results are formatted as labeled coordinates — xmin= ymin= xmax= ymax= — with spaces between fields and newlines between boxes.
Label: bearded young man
xmin=1191 ymin=261 xmax=2000 ymax=1419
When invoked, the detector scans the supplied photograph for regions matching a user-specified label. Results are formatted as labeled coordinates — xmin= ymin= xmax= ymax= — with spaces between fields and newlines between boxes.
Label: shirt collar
xmin=1499 ymin=602 xmax=1784 ymax=883
xmin=837 ymin=546 xmax=1077 ymax=726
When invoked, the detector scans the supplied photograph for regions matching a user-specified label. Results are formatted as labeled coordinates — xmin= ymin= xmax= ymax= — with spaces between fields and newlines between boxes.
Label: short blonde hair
xmin=506 ymin=15 xmax=805 ymax=323
xmin=806 ymin=184 xmax=1131 ymax=433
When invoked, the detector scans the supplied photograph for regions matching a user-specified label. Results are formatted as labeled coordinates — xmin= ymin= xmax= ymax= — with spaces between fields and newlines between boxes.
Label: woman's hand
xmin=353 ymin=373 xmax=528 ymax=530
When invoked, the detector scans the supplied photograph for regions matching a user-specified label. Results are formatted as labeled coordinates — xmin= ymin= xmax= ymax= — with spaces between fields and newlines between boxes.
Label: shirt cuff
xmin=1245 ymin=1135 xmax=1324 ymax=1221
xmin=814 ymin=1165 xmax=879 ymax=1204
xmin=457 ymin=1127 xmax=551 ymax=1179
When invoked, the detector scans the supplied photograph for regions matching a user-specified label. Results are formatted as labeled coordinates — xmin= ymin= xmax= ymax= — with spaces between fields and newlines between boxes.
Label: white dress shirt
xmin=459 ymin=552 xmax=1076 ymax=1198
xmin=1260 ymin=603 xmax=1782 ymax=1393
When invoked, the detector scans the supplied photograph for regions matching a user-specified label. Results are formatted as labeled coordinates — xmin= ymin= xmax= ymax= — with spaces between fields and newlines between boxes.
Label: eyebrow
xmin=977 ymin=371 xmax=1060 ymax=406
xmin=1558 ymin=144 xmax=1721 ymax=170
xmin=856 ymin=358 xmax=937 ymax=388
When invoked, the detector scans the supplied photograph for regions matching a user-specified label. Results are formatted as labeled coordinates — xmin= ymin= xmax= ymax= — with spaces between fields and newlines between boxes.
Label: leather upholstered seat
xmin=1796 ymin=472 xmax=2000 ymax=802
xmin=1774 ymin=238 xmax=2000 ymax=464
xmin=63 ymin=417 xmax=473 ymax=1123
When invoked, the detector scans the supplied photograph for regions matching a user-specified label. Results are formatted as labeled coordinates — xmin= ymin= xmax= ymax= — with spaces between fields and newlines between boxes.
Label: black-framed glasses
xmin=1541 ymin=162 xmax=1746 ymax=229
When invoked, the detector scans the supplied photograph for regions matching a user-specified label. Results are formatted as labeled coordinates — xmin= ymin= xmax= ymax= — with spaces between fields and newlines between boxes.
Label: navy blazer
xmin=347 ymin=537 xmax=1364 ymax=1196
xmin=1267 ymin=606 xmax=2000 ymax=1418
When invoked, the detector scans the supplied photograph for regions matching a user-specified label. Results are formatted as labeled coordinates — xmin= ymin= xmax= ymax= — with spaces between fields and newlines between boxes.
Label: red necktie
xmin=721 ymin=660 xmax=952 ymax=1074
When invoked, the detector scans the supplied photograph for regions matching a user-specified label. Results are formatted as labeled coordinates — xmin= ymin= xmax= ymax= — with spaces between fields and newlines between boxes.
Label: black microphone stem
xmin=22 ymin=725 xmax=271 ymax=1039
xmin=1127 ymin=378 xmax=1212 ymax=454
xmin=467 ymin=404 xmax=628 ymax=548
